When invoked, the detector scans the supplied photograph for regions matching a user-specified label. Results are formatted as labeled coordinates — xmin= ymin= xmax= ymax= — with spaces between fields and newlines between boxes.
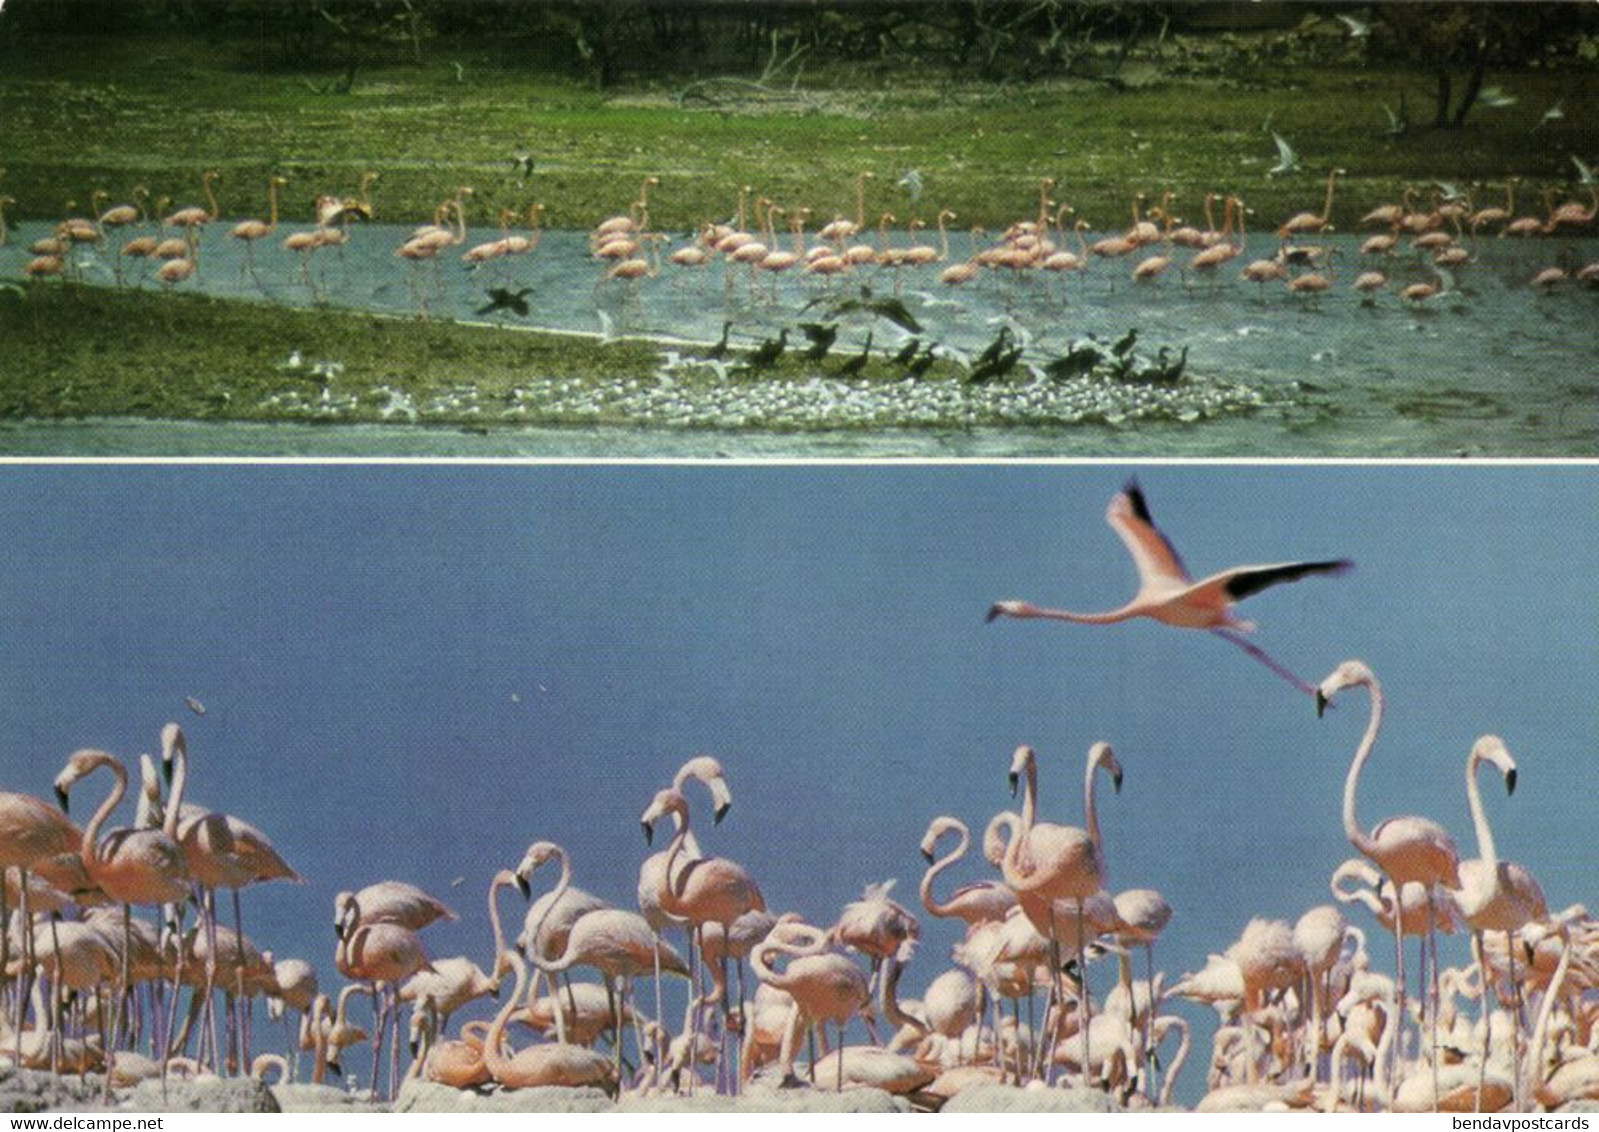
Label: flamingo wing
xmin=1106 ymin=480 xmax=1191 ymax=588
xmin=1217 ymin=559 xmax=1353 ymax=601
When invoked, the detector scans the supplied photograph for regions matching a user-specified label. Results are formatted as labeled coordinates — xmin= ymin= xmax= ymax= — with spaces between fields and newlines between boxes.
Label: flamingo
xmin=337 ymin=918 xmax=433 ymax=1099
xmin=481 ymin=949 xmax=616 ymax=1091
xmin=1000 ymin=741 xmax=1122 ymax=1086
xmin=1317 ymin=659 xmax=1460 ymax=1084
xmin=522 ymin=840 xmax=687 ymax=1062
xmin=335 ymin=881 xmax=455 ymax=939
xmin=228 ymin=175 xmax=286 ymax=273
xmin=918 ymin=816 xmax=1017 ymax=928
xmin=987 ymin=480 xmax=1351 ymax=697
xmin=0 ymin=786 xmax=83 ymax=1054
xmin=407 ymin=995 xmax=491 ymax=1088
xmin=165 ymin=171 xmax=220 ymax=230
xmin=819 ymin=172 xmax=874 ymax=245
xmin=1280 ymin=168 xmax=1345 ymax=239
xmin=640 ymin=786 xmax=763 ymax=1083
xmin=747 ymin=919 xmax=869 ymax=1090
xmin=1454 ymin=735 xmax=1548 ymax=1110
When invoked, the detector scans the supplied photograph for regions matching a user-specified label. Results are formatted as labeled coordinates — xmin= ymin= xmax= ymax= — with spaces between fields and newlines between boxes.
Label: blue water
xmin=3 ymin=223 xmax=1596 ymax=457
xmin=1 ymin=464 xmax=1594 ymax=1104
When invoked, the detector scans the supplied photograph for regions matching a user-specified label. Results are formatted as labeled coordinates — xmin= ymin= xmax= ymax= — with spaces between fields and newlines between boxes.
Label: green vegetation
xmin=1 ymin=4 xmax=1594 ymax=234
xmin=0 ymin=286 xmax=974 ymax=429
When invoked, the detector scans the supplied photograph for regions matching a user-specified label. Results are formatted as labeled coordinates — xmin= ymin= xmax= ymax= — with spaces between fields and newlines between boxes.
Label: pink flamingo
xmin=748 ymin=919 xmax=870 ymax=1090
xmin=987 ymin=480 xmax=1350 ymax=697
xmin=918 ymin=816 xmax=1018 ymax=928
xmin=1279 ymin=168 xmax=1345 ymax=239
xmin=1455 ymin=735 xmax=1548 ymax=1110
xmin=522 ymin=840 xmax=687 ymax=1076
xmin=1001 ymin=741 xmax=1122 ymax=1086
xmin=1317 ymin=659 xmax=1461 ymax=1078
xmin=53 ymin=748 xmax=189 ymax=1073
xmin=641 ymin=786 xmax=764 ymax=1085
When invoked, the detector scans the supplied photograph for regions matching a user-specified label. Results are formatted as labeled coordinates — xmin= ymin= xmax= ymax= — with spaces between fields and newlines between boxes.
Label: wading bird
xmin=986 ymin=481 xmax=1351 ymax=696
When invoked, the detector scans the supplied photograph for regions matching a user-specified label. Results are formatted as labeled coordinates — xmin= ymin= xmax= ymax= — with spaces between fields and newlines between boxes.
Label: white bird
xmin=1335 ymin=13 xmax=1370 ymax=38
xmin=1268 ymin=133 xmax=1301 ymax=177
xmin=897 ymin=170 xmax=924 ymax=205
xmin=987 ymin=480 xmax=1351 ymax=697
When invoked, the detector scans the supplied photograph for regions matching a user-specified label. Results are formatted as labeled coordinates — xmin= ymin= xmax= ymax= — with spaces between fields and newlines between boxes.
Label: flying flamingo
xmin=918 ymin=816 xmax=1017 ymax=928
xmin=1454 ymin=735 xmax=1548 ymax=1110
xmin=1317 ymin=659 xmax=1461 ymax=1083
xmin=987 ymin=480 xmax=1351 ymax=697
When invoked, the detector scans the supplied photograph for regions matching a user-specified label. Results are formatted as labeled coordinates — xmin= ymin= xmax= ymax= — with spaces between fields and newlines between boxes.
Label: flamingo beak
xmin=55 ymin=786 xmax=69 ymax=814
xmin=985 ymin=604 xmax=1003 ymax=623
xmin=162 ymin=753 xmax=175 ymax=785
xmin=921 ymin=847 xmax=935 ymax=864
xmin=1505 ymin=768 xmax=1517 ymax=796
xmin=1111 ymin=768 xmax=1124 ymax=794
xmin=514 ymin=873 xmax=531 ymax=900
xmin=642 ymin=820 xmax=654 ymax=846
xmin=1008 ymin=771 xmax=1019 ymax=797
xmin=408 ymin=1038 xmax=419 ymax=1057
xmin=714 ymin=801 xmax=731 ymax=825
xmin=1315 ymin=689 xmax=1330 ymax=718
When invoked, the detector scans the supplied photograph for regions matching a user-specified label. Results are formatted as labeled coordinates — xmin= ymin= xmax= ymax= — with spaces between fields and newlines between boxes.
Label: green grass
xmin=0 ymin=286 xmax=965 ymax=429
xmin=1 ymin=24 xmax=1593 ymax=235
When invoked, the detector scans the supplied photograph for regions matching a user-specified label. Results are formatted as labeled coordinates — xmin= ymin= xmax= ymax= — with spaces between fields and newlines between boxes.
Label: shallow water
xmin=3 ymin=223 xmax=1595 ymax=456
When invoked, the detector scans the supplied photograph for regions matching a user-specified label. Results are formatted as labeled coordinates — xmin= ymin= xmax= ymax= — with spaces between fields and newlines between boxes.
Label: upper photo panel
xmin=0 ymin=0 xmax=1593 ymax=458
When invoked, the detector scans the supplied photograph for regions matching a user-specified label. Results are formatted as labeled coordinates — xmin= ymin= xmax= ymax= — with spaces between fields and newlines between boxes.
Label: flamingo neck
xmin=855 ymin=177 xmax=867 ymax=229
xmin=919 ymin=821 xmax=969 ymax=918
xmin=487 ymin=875 xmax=508 ymax=966
xmin=1322 ymin=171 xmax=1339 ymax=221
xmin=1156 ymin=1017 xmax=1190 ymax=1106
xmin=204 ymin=175 xmax=219 ymax=219
xmin=163 ymin=737 xmax=188 ymax=842
xmin=81 ymin=754 xmax=128 ymax=870
xmin=1340 ymin=675 xmax=1383 ymax=860
xmin=1524 ymin=928 xmax=1572 ymax=1099
xmin=662 ymin=802 xmax=693 ymax=903
xmin=526 ymin=847 xmax=574 ymax=966
xmin=937 ymin=212 xmax=952 ymax=259
xmin=484 ymin=949 xmax=527 ymax=1071
xmin=1465 ymin=751 xmax=1498 ymax=872
xmin=1203 ymin=194 xmax=1217 ymax=234
xmin=1084 ymin=752 xmax=1106 ymax=855
xmin=879 ymin=955 xmax=924 ymax=1035
xmin=267 ymin=180 xmax=280 ymax=229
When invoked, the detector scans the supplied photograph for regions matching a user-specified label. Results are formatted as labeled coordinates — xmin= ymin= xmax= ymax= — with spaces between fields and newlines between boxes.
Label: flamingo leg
xmin=1474 ymin=931 xmax=1491 ymax=1114
xmin=1209 ymin=628 xmax=1322 ymax=698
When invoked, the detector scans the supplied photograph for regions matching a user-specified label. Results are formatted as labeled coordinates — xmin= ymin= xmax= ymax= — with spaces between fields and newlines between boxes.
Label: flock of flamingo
xmin=1 ymin=485 xmax=1595 ymax=1114
xmin=5 ymin=167 xmax=1598 ymax=317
